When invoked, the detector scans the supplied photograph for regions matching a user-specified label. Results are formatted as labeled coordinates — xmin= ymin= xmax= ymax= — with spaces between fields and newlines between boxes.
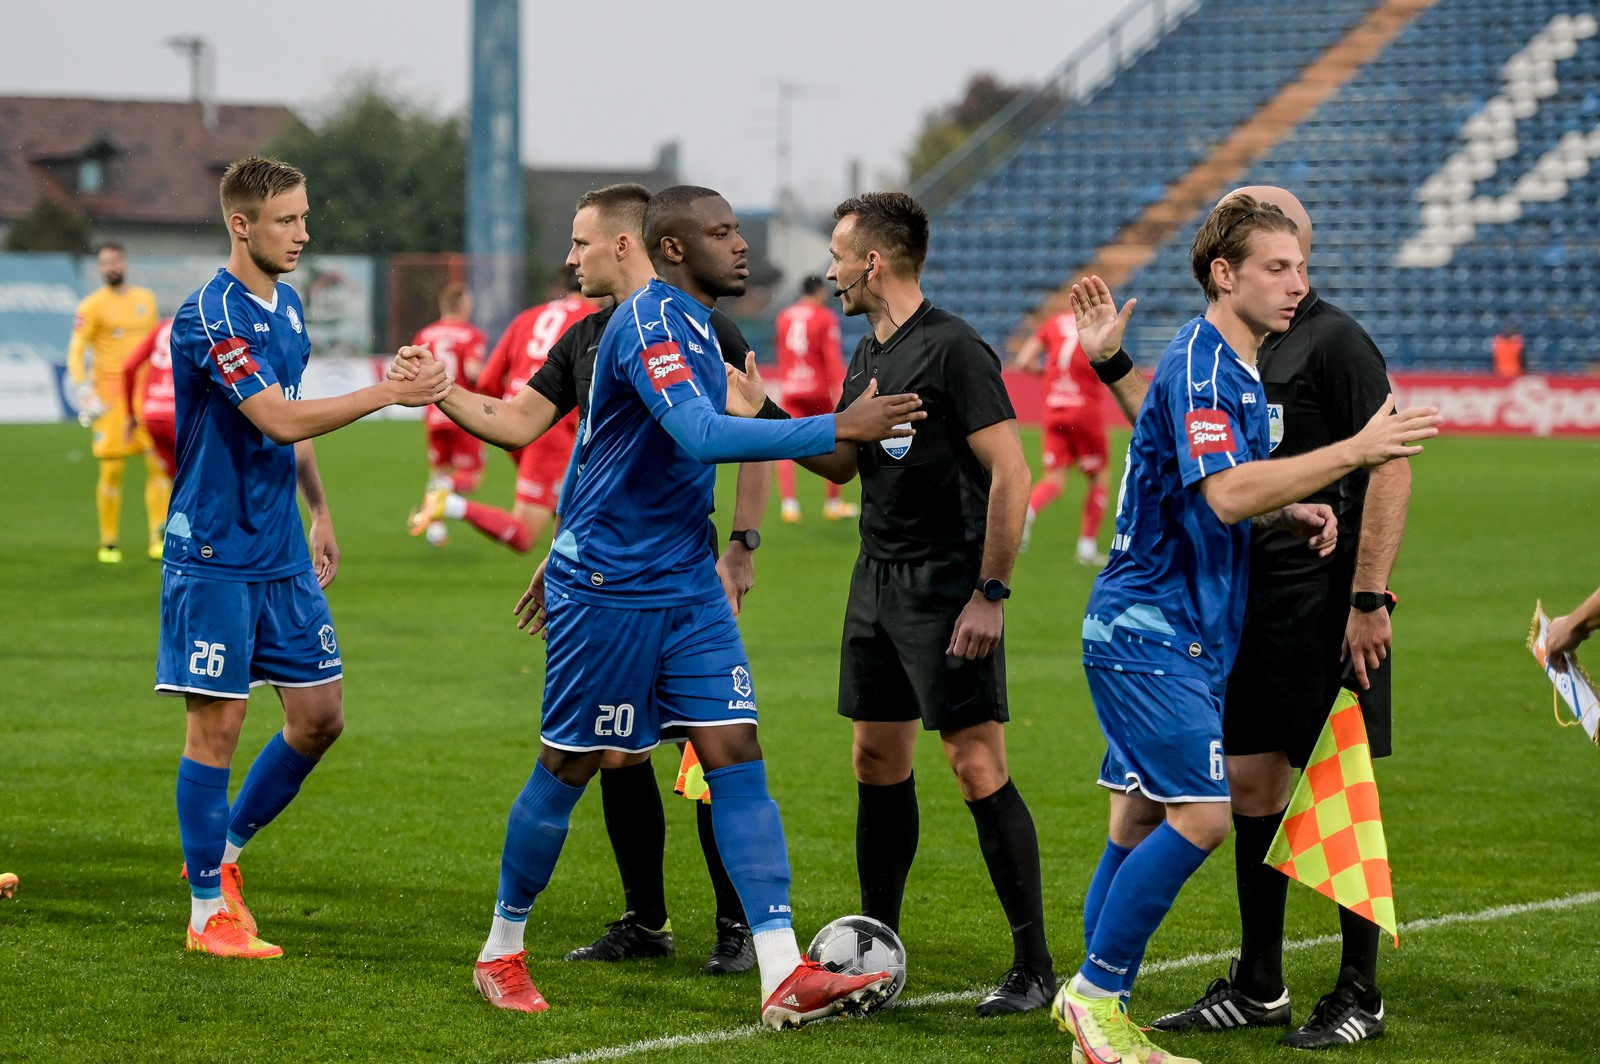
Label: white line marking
xmin=523 ymin=892 xmax=1600 ymax=1064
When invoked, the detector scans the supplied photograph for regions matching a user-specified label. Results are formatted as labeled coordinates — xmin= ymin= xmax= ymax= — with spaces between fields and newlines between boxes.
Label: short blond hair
xmin=220 ymin=156 xmax=306 ymax=223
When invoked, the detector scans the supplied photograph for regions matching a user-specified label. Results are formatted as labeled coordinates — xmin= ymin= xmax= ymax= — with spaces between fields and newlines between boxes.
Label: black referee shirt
xmin=1253 ymin=288 xmax=1393 ymax=578
xmin=837 ymin=301 xmax=1015 ymax=562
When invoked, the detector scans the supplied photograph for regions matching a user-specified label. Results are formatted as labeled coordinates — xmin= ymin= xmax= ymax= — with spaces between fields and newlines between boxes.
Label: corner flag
xmin=1265 ymin=689 xmax=1398 ymax=945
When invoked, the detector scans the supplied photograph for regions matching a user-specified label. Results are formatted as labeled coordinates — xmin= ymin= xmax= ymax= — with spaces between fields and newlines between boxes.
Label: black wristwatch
xmin=1350 ymin=590 xmax=1396 ymax=613
xmin=977 ymin=578 xmax=1011 ymax=602
xmin=729 ymin=529 xmax=761 ymax=551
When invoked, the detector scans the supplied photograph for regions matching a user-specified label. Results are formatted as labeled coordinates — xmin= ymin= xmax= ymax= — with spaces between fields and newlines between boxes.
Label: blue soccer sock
xmin=226 ymin=731 xmax=317 ymax=855
xmin=176 ymin=758 xmax=230 ymax=901
xmin=494 ymin=762 xmax=585 ymax=922
xmin=1080 ymin=821 xmax=1210 ymax=993
xmin=1082 ymin=838 xmax=1133 ymax=953
xmin=703 ymin=760 xmax=792 ymax=934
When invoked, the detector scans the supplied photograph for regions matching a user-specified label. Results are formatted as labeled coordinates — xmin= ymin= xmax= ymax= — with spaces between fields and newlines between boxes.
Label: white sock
xmin=443 ymin=494 xmax=468 ymax=520
xmin=221 ymin=841 xmax=242 ymax=864
xmin=1077 ymin=535 xmax=1098 ymax=556
xmin=190 ymin=895 xmax=226 ymax=934
xmin=1070 ymin=972 xmax=1119 ymax=999
xmin=481 ymin=914 xmax=527 ymax=961
xmin=1025 ymin=508 xmax=1037 ymax=532
xmin=754 ymin=927 xmax=803 ymax=999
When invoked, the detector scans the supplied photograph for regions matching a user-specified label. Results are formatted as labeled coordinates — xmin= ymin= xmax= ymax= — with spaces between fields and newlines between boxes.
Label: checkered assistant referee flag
xmin=1265 ymin=689 xmax=1399 ymax=946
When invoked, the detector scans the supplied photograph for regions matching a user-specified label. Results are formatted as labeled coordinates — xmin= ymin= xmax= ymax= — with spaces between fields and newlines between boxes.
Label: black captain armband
xmin=1092 ymin=349 xmax=1135 ymax=385
xmin=756 ymin=397 xmax=791 ymax=420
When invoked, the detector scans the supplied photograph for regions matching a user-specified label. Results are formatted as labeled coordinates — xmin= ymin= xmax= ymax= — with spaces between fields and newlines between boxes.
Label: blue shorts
xmin=155 ymin=568 xmax=342 ymax=699
xmin=541 ymin=591 xmax=755 ymax=754
xmin=1085 ymin=666 xmax=1230 ymax=804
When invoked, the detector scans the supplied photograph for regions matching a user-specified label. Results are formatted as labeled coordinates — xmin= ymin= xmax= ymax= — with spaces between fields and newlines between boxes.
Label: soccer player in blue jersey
xmin=459 ymin=185 xmax=925 ymax=1026
xmin=1047 ymin=196 xmax=1440 ymax=1064
xmin=158 ymin=156 xmax=451 ymax=958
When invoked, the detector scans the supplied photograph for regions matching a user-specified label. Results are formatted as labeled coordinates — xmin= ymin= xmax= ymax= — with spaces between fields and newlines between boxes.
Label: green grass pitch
xmin=3 ymin=420 xmax=1599 ymax=1063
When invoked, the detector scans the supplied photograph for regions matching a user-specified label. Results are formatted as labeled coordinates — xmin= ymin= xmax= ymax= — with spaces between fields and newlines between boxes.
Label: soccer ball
xmin=806 ymin=915 xmax=907 ymax=1013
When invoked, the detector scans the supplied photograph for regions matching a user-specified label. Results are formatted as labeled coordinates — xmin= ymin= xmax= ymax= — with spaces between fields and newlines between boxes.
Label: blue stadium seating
xmin=917 ymin=0 xmax=1600 ymax=373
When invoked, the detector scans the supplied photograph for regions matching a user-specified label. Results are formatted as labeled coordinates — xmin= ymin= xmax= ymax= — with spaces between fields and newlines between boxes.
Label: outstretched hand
xmin=1348 ymin=394 xmax=1440 ymax=468
xmin=833 ymin=379 xmax=925 ymax=442
xmin=724 ymin=352 xmax=767 ymax=418
xmin=388 ymin=343 xmax=436 ymax=382
xmin=1069 ymin=275 xmax=1137 ymax=362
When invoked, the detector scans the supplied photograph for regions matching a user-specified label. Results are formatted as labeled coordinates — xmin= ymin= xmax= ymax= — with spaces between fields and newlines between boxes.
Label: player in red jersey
xmin=410 ymin=283 xmax=489 ymax=545
xmin=123 ymin=317 xmax=178 ymax=502
xmin=1012 ymin=310 xmax=1111 ymax=566
xmin=773 ymin=277 xmax=855 ymax=523
xmin=408 ymin=272 xmax=599 ymax=553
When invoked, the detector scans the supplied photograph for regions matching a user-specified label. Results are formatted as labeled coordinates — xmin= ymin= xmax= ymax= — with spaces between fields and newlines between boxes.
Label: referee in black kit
xmin=802 ymin=191 xmax=1054 ymax=1016
xmin=1075 ymin=185 xmax=1409 ymax=1049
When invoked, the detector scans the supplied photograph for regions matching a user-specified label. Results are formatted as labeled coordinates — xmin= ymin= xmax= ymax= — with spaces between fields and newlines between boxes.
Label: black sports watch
xmin=977 ymin=578 xmax=1011 ymax=602
xmin=729 ymin=529 xmax=761 ymax=551
xmin=1350 ymin=590 xmax=1396 ymax=613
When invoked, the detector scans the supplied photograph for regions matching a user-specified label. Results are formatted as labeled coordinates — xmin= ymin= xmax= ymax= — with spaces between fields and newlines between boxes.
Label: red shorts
xmin=782 ymin=392 xmax=836 ymax=419
xmin=146 ymin=417 xmax=177 ymax=478
xmin=428 ymin=424 xmax=485 ymax=480
xmin=1042 ymin=416 xmax=1108 ymax=474
xmin=511 ymin=426 xmax=576 ymax=508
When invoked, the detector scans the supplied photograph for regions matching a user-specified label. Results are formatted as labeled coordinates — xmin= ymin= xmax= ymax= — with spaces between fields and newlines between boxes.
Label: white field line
xmin=524 ymin=891 xmax=1600 ymax=1064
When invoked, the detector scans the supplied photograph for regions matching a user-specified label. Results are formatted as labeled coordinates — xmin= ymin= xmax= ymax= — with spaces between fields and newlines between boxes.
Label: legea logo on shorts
xmin=879 ymin=424 xmax=914 ymax=460
xmin=318 ymin=624 xmax=337 ymax=654
xmin=731 ymin=665 xmax=752 ymax=697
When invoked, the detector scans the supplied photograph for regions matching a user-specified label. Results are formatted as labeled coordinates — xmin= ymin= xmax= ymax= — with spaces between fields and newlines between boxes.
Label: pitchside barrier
xmin=996 ymin=371 xmax=1600 ymax=438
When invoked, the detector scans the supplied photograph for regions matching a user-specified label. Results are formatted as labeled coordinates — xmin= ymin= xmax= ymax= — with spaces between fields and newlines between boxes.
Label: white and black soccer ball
xmin=806 ymin=914 xmax=907 ymax=1014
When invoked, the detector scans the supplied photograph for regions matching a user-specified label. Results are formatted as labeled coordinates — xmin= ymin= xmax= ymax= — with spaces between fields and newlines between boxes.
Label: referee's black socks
xmin=966 ymin=778 xmax=1052 ymax=978
xmin=856 ymin=773 xmax=919 ymax=933
xmin=1233 ymin=808 xmax=1290 ymax=999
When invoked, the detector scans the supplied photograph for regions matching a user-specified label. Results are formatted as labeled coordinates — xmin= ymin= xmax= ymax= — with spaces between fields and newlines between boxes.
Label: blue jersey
xmin=551 ymin=278 xmax=832 ymax=606
xmin=1082 ymin=317 xmax=1271 ymax=688
xmin=165 ymin=269 xmax=313 ymax=582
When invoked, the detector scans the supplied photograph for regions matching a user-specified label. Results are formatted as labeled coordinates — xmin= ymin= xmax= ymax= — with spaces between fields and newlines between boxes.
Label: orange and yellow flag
xmin=1265 ymin=689 xmax=1398 ymax=945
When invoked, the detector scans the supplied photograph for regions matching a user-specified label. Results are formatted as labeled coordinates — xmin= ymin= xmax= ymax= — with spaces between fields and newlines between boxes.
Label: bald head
xmin=1224 ymin=186 xmax=1313 ymax=259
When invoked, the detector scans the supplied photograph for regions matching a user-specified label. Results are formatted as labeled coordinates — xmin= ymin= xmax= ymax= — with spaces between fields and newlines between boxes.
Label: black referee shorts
xmin=1224 ymin=563 xmax=1392 ymax=768
xmin=838 ymin=551 xmax=1008 ymax=731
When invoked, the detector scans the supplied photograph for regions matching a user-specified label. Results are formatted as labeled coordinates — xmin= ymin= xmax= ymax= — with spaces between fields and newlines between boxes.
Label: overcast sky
xmin=3 ymin=0 xmax=1124 ymax=212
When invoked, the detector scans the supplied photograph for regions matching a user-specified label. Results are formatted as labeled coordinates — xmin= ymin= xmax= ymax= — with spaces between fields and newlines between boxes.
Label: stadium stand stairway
xmin=918 ymin=0 xmax=1600 ymax=373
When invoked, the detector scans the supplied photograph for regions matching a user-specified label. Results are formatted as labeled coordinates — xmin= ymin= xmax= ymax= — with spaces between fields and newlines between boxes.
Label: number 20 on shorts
xmin=595 ymin=703 xmax=635 ymax=738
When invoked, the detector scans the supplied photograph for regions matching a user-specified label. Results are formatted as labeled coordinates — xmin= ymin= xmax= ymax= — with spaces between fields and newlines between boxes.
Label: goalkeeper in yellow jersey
xmin=67 ymin=243 xmax=166 ymax=562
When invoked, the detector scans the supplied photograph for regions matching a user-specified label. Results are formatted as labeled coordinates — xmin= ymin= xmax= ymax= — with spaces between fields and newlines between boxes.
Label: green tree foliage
xmin=265 ymin=75 xmax=466 ymax=254
xmin=5 ymin=197 xmax=91 ymax=253
xmin=906 ymin=72 xmax=1059 ymax=204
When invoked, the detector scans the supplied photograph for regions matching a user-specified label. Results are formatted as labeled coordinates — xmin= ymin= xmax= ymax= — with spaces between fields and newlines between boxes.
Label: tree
xmin=5 ymin=197 xmax=91 ymax=253
xmin=264 ymin=75 xmax=467 ymax=254
xmin=905 ymin=72 xmax=1058 ymax=196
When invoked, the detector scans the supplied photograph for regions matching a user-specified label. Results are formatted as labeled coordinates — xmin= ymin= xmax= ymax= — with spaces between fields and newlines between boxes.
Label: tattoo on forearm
xmin=481 ymin=403 xmax=496 ymax=416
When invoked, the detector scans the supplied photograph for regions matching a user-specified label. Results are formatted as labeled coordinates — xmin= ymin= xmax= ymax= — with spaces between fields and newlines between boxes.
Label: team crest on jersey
xmin=731 ymin=666 xmax=752 ymax=697
xmin=641 ymin=341 xmax=692 ymax=391
xmin=318 ymin=624 xmax=337 ymax=654
xmin=1184 ymin=410 xmax=1235 ymax=458
xmin=1267 ymin=404 xmax=1284 ymax=451
xmin=286 ymin=306 xmax=303 ymax=334
xmin=209 ymin=337 xmax=259 ymax=385
xmin=879 ymin=424 xmax=914 ymax=460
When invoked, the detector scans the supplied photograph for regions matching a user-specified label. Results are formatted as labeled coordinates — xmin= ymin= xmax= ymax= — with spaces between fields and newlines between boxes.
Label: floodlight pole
xmin=466 ymin=0 xmax=524 ymax=342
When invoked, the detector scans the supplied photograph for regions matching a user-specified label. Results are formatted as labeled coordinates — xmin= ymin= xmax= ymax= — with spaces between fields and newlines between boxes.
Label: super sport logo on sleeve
xmin=209 ymin=336 xmax=260 ymax=385
xmin=1185 ymin=409 xmax=1236 ymax=457
xmin=641 ymin=341 xmax=693 ymax=392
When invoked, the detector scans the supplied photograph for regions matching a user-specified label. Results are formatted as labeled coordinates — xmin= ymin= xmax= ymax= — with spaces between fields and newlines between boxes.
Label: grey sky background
xmin=3 ymin=0 xmax=1121 ymax=212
